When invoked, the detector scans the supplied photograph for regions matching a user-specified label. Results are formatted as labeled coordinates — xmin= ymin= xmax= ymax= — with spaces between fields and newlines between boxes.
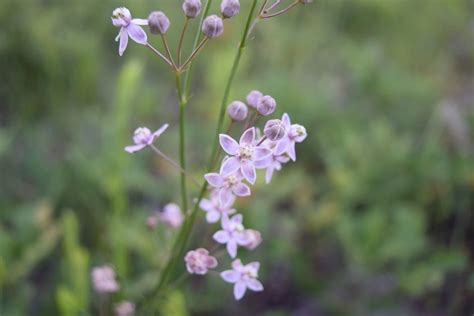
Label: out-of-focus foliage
xmin=0 ymin=0 xmax=473 ymax=315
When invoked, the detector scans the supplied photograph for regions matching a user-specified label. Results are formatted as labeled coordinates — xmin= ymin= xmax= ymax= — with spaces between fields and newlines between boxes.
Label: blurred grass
xmin=0 ymin=0 xmax=473 ymax=315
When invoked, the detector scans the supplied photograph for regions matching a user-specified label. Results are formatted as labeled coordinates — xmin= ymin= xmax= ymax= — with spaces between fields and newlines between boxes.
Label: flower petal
xmin=204 ymin=173 xmax=224 ymax=188
xmin=213 ymin=230 xmax=229 ymax=244
xmin=206 ymin=256 xmax=218 ymax=268
xmin=206 ymin=211 xmax=220 ymax=223
xmin=241 ymin=160 xmax=256 ymax=184
xmin=221 ymin=270 xmax=240 ymax=283
xmin=124 ymin=144 xmax=146 ymax=153
xmin=265 ymin=166 xmax=275 ymax=184
xmin=219 ymin=134 xmax=239 ymax=155
xmin=254 ymin=155 xmax=273 ymax=169
xmin=287 ymin=142 xmax=296 ymax=161
xmin=126 ymin=23 xmax=147 ymax=44
xmin=220 ymin=157 xmax=240 ymax=176
xmin=246 ymin=279 xmax=264 ymax=292
xmin=231 ymin=214 xmax=243 ymax=224
xmin=219 ymin=189 xmax=234 ymax=208
xmin=239 ymin=127 xmax=255 ymax=145
xmin=253 ymin=147 xmax=272 ymax=161
xmin=119 ymin=28 xmax=129 ymax=56
xmin=199 ymin=198 xmax=214 ymax=212
xmin=274 ymin=137 xmax=290 ymax=156
xmin=227 ymin=240 xmax=238 ymax=258
xmin=248 ymin=261 xmax=260 ymax=272
xmin=232 ymin=259 xmax=244 ymax=271
xmin=232 ymin=183 xmax=251 ymax=197
xmin=234 ymin=281 xmax=247 ymax=300
xmin=152 ymin=123 xmax=169 ymax=139
xmin=131 ymin=18 xmax=148 ymax=25
xmin=282 ymin=113 xmax=291 ymax=127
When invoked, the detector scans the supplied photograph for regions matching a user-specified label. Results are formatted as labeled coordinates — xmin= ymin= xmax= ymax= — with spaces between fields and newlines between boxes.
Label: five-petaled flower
xmin=219 ymin=127 xmax=272 ymax=184
xmin=112 ymin=7 xmax=149 ymax=56
xmin=159 ymin=203 xmax=184 ymax=229
xmin=199 ymin=189 xmax=236 ymax=223
xmin=220 ymin=259 xmax=264 ymax=300
xmin=274 ymin=113 xmax=307 ymax=161
xmin=184 ymin=248 xmax=218 ymax=275
xmin=205 ymin=168 xmax=250 ymax=207
xmin=124 ymin=124 xmax=169 ymax=153
xmin=213 ymin=214 xmax=249 ymax=258
xmin=254 ymin=140 xmax=291 ymax=183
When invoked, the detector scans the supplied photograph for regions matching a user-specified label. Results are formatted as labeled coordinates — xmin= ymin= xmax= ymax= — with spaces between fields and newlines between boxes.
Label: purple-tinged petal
xmin=206 ymin=256 xmax=218 ymax=268
xmin=236 ymin=233 xmax=250 ymax=245
xmin=219 ymin=134 xmax=239 ymax=155
xmin=246 ymin=279 xmax=264 ymax=292
xmin=221 ymin=270 xmax=240 ymax=283
xmin=199 ymin=198 xmax=214 ymax=212
xmin=131 ymin=18 xmax=148 ymax=25
xmin=282 ymin=113 xmax=291 ymax=127
xmin=241 ymin=160 xmax=256 ymax=184
xmin=220 ymin=157 xmax=241 ymax=176
xmin=232 ymin=259 xmax=244 ymax=271
xmin=119 ymin=28 xmax=129 ymax=56
xmin=234 ymin=281 xmax=247 ymax=300
xmin=152 ymin=123 xmax=169 ymax=139
xmin=274 ymin=137 xmax=290 ymax=156
xmin=231 ymin=214 xmax=243 ymax=224
xmin=265 ymin=166 xmax=275 ymax=184
xmin=239 ymin=127 xmax=255 ymax=145
xmin=248 ymin=262 xmax=260 ymax=272
xmin=254 ymin=155 xmax=273 ymax=169
xmin=232 ymin=183 xmax=251 ymax=197
xmin=206 ymin=211 xmax=220 ymax=223
xmin=227 ymin=240 xmax=238 ymax=258
xmin=124 ymin=144 xmax=146 ymax=153
xmin=221 ymin=214 xmax=231 ymax=230
xmin=126 ymin=23 xmax=147 ymax=44
xmin=219 ymin=189 xmax=234 ymax=208
xmin=205 ymin=173 xmax=224 ymax=187
xmin=213 ymin=230 xmax=229 ymax=244
xmin=253 ymin=147 xmax=272 ymax=161
xmin=288 ymin=142 xmax=296 ymax=161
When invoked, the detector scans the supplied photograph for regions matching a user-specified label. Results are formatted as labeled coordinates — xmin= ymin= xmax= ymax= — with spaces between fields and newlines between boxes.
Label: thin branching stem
xmin=261 ymin=0 xmax=299 ymax=19
xmin=160 ymin=35 xmax=177 ymax=70
xmin=146 ymin=43 xmax=173 ymax=67
xmin=177 ymin=17 xmax=190 ymax=66
xmin=180 ymin=37 xmax=209 ymax=71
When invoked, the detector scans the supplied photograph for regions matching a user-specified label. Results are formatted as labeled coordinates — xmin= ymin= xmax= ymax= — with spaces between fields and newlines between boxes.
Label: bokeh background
xmin=1 ymin=0 xmax=474 ymax=315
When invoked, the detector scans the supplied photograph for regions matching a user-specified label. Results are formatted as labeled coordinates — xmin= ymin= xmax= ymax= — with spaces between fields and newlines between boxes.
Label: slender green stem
xmin=161 ymin=35 xmax=177 ymax=70
xmin=146 ymin=43 xmax=172 ymax=67
xmin=180 ymin=37 xmax=209 ymax=71
xmin=175 ymin=73 xmax=188 ymax=214
xmin=183 ymin=0 xmax=213 ymax=98
xmin=177 ymin=17 xmax=190 ymax=66
xmin=261 ymin=0 xmax=299 ymax=19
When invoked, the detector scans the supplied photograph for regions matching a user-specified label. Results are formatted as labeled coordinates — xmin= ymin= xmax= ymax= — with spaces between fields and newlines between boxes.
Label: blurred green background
xmin=1 ymin=0 xmax=474 ymax=315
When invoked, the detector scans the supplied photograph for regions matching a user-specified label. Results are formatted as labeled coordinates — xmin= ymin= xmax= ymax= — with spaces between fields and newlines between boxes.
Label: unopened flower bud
xmin=246 ymin=90 xmax=263 ymax=109
xmin=264 ymin=119 xmax=286 ymax=141
xmin=227 ymin=101 xmax=248 ymax=121
xmin=148 ymin=11 xmax=170 ymax=34
xmin=220 ymin=0 xmax=240 ymax=18
xmin=182 ymin=0 xmax=202 ymax=18
xmin=257 ymin=95 xmax=276 ymax=116
xmin=202 ymin=15 xmax=224 ymax=38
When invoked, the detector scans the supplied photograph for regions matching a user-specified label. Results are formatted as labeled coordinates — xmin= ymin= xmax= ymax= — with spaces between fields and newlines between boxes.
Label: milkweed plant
xmin=93 ymin=0 xmax=310 ymax=314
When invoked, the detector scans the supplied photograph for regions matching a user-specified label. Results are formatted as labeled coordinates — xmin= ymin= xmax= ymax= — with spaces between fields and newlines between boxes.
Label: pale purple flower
xmin=184 ymin=248 xmax=218 ymax=275
xmin=220 ymin=259 xmax=264 ymax=300
xmin=124 ymin=124 xmax=169 ymax=153
xmin=205 ymin=167 xmax=251 ymax=207
xmin=114 ymin=301 xmax=135 ymax=316
xmin=242 ymin=229 xmax=262 ymax=250
xmin=112 ymin=7 xmax=148 ymax=56
xmin=274 ymin=113 xmax=307 ymax=161
xmin=199 ymin=190 xmax=236 ymax=223
xmin=220 ymin=0 xmax=240 ymax=18
xmin=91 ymin=265 xmax=119 ymax=293
xmin=213 ymin=214 xmax=249 ymax=258
xmin=254 ymin=140 xmax=290 ymax=183
xmin=219 ymin=127 xmax=272 ymax=184
xmin=159 ymin=203 xmax=183 ymax=228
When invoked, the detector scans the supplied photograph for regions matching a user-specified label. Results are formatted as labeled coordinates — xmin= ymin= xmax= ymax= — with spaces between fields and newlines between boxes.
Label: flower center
xmin=230 ymin=222 xmax=244 ymax=232
xmin=239 ymin=145 xmax=253 ymax=159
xmin=225 ymin=174 xmax=238 ymax=187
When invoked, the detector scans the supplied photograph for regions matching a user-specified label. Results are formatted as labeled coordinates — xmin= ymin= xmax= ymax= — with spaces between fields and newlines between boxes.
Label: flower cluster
xmin=187 ymin=90 xmax=307 ymax=300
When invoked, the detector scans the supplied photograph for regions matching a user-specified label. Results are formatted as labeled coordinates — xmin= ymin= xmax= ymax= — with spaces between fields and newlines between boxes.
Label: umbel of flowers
xmin=93 ymin=0 xmax=311 ymax=313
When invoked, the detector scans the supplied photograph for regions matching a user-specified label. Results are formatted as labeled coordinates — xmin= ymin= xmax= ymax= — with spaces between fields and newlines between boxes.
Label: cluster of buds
xmin=184 ymin=90 xmax=307 ymax=300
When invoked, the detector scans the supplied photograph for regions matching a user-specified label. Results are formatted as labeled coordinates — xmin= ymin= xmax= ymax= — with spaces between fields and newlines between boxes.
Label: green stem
xmin=175 ymin=72 xmax=188 ymax=217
